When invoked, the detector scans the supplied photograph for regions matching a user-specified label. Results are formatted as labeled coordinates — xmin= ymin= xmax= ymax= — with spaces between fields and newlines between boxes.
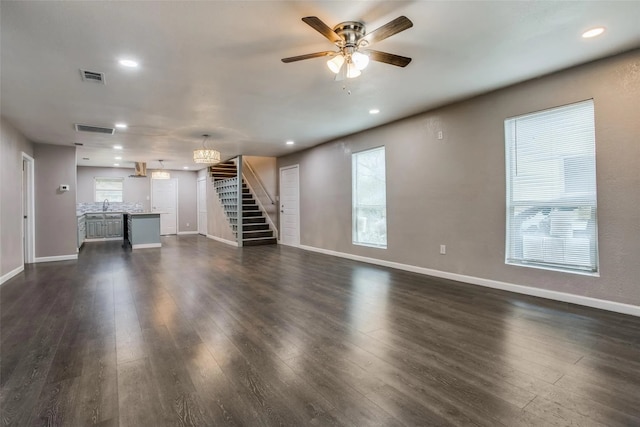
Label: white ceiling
xmin=2 ymin=1 xmax=639 ymax=171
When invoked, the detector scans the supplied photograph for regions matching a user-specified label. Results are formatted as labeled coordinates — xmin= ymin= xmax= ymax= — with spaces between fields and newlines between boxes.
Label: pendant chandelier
xmin=151 ymin=159 xmax=170 ymax=179
xmin=194 ymin=134 xmax=221 ymax=164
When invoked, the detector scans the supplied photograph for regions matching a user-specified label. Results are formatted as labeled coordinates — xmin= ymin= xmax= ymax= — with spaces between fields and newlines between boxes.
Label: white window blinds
xmin=95 ymin=177 xmax=124 ymax=202
xmin=352 ymin=146 xmax=387 ymax=248
xmin=505 ymin=99 xmax=598 ymax=274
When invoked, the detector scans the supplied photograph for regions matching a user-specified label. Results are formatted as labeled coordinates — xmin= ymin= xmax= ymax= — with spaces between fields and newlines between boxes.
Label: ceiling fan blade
xmin=361 ymin=16 xmax=413 ymax=46
xmin=302 ymin=16 xmax=342 ymax=44
xmin=281 ymin=51 xmax=336 ymax=63
xmin=366 ymin=50 xmax=412 ymax=67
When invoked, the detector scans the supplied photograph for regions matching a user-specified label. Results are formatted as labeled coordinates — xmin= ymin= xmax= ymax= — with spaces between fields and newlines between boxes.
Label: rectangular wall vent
xmin=79 ymin=69 xmax=105 ymax=84
xmin=74 ymin=124 xmax=115 ymax=134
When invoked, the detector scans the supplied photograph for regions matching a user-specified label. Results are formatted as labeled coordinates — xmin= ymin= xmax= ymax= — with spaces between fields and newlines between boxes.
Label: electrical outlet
xmin=186 ymin=222 xmax=190 ymax=227
xmin=437 ymin=130 xmax=443 ymax=140
xmin=440 ymin=245 xmax=446 ymax=255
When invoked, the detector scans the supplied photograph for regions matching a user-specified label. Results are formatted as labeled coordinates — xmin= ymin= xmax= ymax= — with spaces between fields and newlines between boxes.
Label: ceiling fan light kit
xmin=282 ymin=15 xmax=413 ymax=79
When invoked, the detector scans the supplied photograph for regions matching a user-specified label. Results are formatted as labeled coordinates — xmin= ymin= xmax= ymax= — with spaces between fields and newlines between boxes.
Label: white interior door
xmin=22 ymin=153 xmax=35 ymax=264
xmin=279 ymin=165 xmax=300 ymax=246
xmin=197 ymin=178 xmax=207 ymax=236
xmin=151 ymin=178 xmax=178 ymax=235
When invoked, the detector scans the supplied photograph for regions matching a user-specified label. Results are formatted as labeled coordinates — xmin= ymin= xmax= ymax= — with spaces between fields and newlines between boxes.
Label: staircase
xmin=211 ymin=161 xmax=277 ymax=246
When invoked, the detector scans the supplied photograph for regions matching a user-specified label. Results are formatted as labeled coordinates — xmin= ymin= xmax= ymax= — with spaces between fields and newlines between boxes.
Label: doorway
xmin=22 ymin=153 xmax=35 ymax=264
xmin=197 ymin=177 xmax=207 ymax=236
xmin=279 ymin=164 xmax=300 ymax=246
xmin=151 ymin=178 xmax=178 ymax=235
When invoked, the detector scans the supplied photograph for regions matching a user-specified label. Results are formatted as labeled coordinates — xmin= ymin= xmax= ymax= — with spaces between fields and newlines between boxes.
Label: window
xmin=94 ymin=177 xmax=124 ymax=202
xmin=505 ymin=100 xmax=598 ymax=274
xmin=353 ymin=146 xmax=387 ymax=248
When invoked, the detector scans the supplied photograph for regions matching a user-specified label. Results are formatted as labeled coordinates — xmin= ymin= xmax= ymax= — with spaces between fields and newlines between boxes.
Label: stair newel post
xmin=236 ymin=155 xmax=243 ymax=247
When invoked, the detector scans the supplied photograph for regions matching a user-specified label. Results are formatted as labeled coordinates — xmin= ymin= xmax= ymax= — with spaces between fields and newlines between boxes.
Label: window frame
xmin=504 ymin=99 xmax=599 ymax=276
xmin=352 ymin=146 xmax=388 ymax=249
xmin=94 ymin=177 xmax=125 ymax=203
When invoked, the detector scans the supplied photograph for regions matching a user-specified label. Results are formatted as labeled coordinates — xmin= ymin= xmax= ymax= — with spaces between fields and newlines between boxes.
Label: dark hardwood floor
xmin=1 ymin=236 xmax=640 ymax=426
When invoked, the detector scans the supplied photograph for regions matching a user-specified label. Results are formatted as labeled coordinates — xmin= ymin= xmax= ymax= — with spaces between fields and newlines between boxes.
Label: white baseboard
xmin=177 ymin=231 xmax=199 ymax=235
xmin=299 ymin=244 xmax=640 ymax=318
xmin=207 ymin=234 xmax=239 ymax=247
xmin=84 ymin=237 xmax=122 ymax=242
xmin=1 ymin=265 xmax=25 ymax=285
xmin=34 ymin=254 xmax=78 ymax=263
xmin=132 ymin=243 xmax=161 ymax=249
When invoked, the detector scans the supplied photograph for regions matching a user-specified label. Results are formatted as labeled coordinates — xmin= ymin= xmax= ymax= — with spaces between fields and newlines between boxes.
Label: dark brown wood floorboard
xmin=1 ymin=236 xmax=639 ymax=426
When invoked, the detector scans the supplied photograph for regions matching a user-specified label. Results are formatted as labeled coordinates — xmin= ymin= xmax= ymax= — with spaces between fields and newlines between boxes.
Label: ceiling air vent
xmin=74 ymin=124 xmax=115 ymax=135
xmin=79 ymin=69 xmax=105 ymax=84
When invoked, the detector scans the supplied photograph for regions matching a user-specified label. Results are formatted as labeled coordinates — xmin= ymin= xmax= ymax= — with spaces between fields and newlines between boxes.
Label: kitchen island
xmin=125 ymin=212 xmax=161 ymax=249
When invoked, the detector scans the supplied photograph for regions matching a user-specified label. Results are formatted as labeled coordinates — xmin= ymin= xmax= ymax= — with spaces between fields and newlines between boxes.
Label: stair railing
xmin=242 ymin=172 xmax=279 ymax=238
xmin=244 ymin=160 xmax=275 ymax=206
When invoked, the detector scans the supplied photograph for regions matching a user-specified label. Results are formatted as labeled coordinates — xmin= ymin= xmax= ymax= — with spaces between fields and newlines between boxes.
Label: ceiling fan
xmin=281 ymin=16 xmax=413 ymax=79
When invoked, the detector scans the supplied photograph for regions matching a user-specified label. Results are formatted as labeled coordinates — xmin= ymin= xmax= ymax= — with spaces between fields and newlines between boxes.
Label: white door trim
xmin=22 ymin=153 xmax=35 ymax=264
xmin=279 ymin=164 xmax=300 ymax=247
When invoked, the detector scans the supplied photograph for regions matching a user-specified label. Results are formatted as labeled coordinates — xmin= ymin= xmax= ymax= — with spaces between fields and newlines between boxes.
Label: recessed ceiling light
xmin=118 ymin=59 xmax=139 ymax=68
xmin=113 ymin=145 xmax=123 ymax=150
xmin=115 ymin=156 xmax=122 ymax=160
xmin=286 ymin=140 xmax=295 ymax=145
xmin=114 ymin=163 xmax=120 ymax=167
xmin=582 ymin=27 xmax=605 ymax=38
xmin=115 ymin=123 xmax=128 ymax=129
xmin=369 ymin=109 xmax=380 ymax=114
xmin=183 ymin=166 xmax=189 ymax=169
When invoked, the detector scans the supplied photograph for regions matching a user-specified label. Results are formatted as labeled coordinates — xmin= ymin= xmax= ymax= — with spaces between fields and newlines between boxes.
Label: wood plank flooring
xmin=1 ymin=236 xmax=640 ymax=426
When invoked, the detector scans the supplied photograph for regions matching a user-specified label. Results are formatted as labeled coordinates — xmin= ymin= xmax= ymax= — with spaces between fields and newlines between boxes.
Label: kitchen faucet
xmin=103 ymin=199 xmax=109 ymax=212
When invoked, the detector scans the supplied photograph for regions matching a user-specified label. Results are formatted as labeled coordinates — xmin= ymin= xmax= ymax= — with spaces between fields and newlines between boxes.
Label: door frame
xmin=151 ymin=178 xmax=178 ymax=235
xmin=22 ymin=153 xmax=35 ymax=264
xmin=197 ymin=177 xmax=207 ymax=236
xmin=278 ymin=164 xmax=300 ymax=247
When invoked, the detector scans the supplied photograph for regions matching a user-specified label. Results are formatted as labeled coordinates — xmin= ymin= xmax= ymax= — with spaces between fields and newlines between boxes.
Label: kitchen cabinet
xmin=125 ymin=213 xmax=161 ymax=249
xmin=104 ymin=213 xmax=123 ymax=238
xmin=77 ymin=216 xmax=85 ymax=248
xmin=83 ymin=213 xmax=123 ymax=240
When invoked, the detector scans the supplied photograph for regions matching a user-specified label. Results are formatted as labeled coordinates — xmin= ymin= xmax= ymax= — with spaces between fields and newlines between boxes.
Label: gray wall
xmin=172 ymin=170 xmax=197 ymax=233
xmin=77 ymin=166 xmax=151 ymax=211
xmin=278 ymin=49 xmax=640 ymax=307
xmin=34 ymin=144 xmax=77 ymax=258
xmin=77 ymin=166 xmax=198 ymax=233
xmin=0 ymin=118 xmax=34 ymax=276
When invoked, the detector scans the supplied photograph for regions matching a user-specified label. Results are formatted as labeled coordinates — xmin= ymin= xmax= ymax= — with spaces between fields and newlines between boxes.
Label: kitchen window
xmin=94 ymin=177 xmax=124 ymax=203
xmin=352 ymin=146 xmax=387 ymax=248
xmin=505 ymin=99 xmax=598 ymax=274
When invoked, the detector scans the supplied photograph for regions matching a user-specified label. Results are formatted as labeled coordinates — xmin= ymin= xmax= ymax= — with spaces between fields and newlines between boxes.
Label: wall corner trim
xmin=298 ymin=244 xmax=640 ymax=318
xmin=177 ymin=231 xmax=199 ymax=235
xmin=0 ymin=265 xmax=25 ymax=285
xmin=207 ymin=234 xmax=239 ymax=247
xmin=34 ymin=254 xmax=78 ymax=263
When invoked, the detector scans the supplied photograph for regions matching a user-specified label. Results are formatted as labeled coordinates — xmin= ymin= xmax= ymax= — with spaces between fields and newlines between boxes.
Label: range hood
xmin=129 ymin=162 xmax=147 ymax=178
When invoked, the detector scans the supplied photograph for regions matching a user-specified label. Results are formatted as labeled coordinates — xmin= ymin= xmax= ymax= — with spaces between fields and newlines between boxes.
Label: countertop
xmin=127 ymin=212 xmax=162 ymax=216
xmin=77 ymin=211 xmax=163 ymax=217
